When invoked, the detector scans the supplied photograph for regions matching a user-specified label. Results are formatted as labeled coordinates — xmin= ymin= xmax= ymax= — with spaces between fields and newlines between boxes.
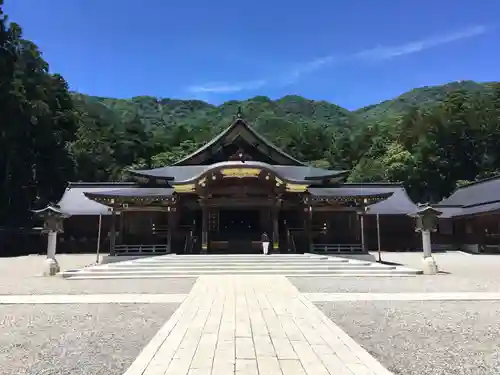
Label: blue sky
xmin=5 ymin=0 xmax=499 ymax=109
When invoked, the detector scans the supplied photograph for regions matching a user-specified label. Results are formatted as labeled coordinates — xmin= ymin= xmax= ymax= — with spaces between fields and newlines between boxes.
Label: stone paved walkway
xmin=125 ymin=275 xmax=393 ymax=375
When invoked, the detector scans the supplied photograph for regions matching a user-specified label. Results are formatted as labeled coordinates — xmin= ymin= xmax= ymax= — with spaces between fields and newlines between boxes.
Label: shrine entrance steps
xmin=61 ymin=254 xmax=421 ymax=280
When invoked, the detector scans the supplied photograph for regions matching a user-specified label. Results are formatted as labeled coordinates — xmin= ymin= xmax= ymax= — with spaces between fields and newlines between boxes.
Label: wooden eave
xmin=83 ymin=193 xmax=176 ymax=209
xmin=309 ymin=192 xmax=393 ymax=205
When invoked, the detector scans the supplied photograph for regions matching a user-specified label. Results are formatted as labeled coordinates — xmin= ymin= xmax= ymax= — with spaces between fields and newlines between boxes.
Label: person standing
xmin=261 ymin=232 xmax=270 ymax=255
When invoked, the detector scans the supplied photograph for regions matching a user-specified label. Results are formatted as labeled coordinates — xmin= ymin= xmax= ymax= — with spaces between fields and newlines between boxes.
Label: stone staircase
xmin=61 ymin=254 xmax=422 ymax=279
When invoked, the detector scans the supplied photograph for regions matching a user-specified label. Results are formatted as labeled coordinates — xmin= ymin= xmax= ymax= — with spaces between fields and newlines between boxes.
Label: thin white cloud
xmin=187 ymin=80 xmax=266 ymax=94
xmin=282 ymin=55 xmax=337 ymax=84
xmin=356 ymin=25 xmax=488 ymax=61
xmin=185 ymin=25 xmax=488 ymax=94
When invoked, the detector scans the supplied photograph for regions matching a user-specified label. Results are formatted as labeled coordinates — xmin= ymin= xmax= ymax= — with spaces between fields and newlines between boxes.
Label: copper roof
xmin=131 ymin=161 xmax=348 ymax=183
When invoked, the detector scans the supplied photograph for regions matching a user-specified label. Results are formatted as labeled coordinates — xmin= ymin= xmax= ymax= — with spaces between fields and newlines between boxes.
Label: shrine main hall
xmin=37 ymin=115 xmax=431 ymax=257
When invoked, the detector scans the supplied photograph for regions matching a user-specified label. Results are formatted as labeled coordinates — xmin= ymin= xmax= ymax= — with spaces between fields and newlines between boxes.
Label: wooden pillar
xmin=376 ymin=213 xmax=382 ymax=261
xmin=308 ymin=206 xmax=313 ymax=252
xmin=167 ymin=208 xmax=173 ymax=253
xmin=304 ymin=205 xmax=312 ymax=253
xmin=285 ymin=219 xmax=291 ymax=254
xmin=118 ymin=210 xmax=124 ymax=245
xmin=360 ymin=213 xmax=366 ymax=252
xmin=121 ymin=211 xmax=127 ymax=245
xmin=96 ymin=214 xmax=102 ymax=264
xmin=201 ymin=204 xmax=208 ymax=254
xmin=110 ymin=209 xmax=117 ymax=256
xmin=272 ymin=206 xmax=280 ymax=254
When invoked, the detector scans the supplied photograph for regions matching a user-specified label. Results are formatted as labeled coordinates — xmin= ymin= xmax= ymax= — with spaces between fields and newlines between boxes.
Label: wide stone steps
xmin=123 ymin=259 xmax=349 ymax=265
xmin=61 ymin=254 xmax=421 ymax=279
xmin=122 ymin=256 xmax=352 ymax=265
xmin=95 ymin=263 xmax=376 ymax=269
xmin=110 ymin=260 xmax=359 ymax=268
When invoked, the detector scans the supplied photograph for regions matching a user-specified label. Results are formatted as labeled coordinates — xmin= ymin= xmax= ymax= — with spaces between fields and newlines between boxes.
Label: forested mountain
xmin=354 ymin=80 xmax=496 ymax=121
xmin=1 ymin=1 xmax=500 ymax=227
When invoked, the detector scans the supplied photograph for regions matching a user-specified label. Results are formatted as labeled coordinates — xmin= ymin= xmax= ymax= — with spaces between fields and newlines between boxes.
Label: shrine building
xmin=34 ymin=115 xmax=430 ymax=256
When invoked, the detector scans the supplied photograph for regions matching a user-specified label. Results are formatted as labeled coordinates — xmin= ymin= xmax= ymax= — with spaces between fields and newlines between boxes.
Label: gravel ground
xmin=0 ymin=277 xmax=197 ymax=295
xmin=0 ymin=254 xmax=99 ymax=277
xmin=317 ymin=300 xmax=500 ymax=375
xmin=375 ymin=252 xmax=500 ymax=281
xmin=0 ymin=303 xmax=178 ymax=375
xmin=289 ymin=275 xmax=500 ymax=293
xmin=0 ymin=254 xmax=197 ymax=295
xmin=290 ymin=252 xmax=500 ymax=293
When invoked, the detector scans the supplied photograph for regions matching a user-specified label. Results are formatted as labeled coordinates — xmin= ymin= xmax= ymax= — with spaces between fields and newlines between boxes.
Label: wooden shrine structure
xmin=36 ymin=115 xmax=435 ymax=256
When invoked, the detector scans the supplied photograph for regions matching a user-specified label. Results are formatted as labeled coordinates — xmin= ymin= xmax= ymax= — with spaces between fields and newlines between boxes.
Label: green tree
xmin=151 ymin=140 xmax=200 ymax=167
xmin=0 ymin=4 xmax=77 ymax=224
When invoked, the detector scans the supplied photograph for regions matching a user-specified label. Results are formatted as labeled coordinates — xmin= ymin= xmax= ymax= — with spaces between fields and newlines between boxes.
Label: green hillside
xmin=72 ymin=92 xmax=355 ymax=131
xmin=72 ymin=80 xmax=496 ymax=132
xmin=354 ymin=80 xmax=496 ymax=121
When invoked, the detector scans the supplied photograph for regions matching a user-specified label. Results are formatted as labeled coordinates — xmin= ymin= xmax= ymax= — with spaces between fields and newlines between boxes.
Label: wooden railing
xmin=114 ymin=244 xmax=169 ymax=255
xmin=483 ymin=244 xmax=500 ymax=253
xmin=312 ymin=243 xmax=363 ymax=253
xmin=431 ymin=243 xmax=455 ymax=251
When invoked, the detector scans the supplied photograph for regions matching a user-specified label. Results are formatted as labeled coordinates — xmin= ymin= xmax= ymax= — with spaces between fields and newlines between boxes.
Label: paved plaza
xmin=1 ymin=252 xmax=500 ymax=374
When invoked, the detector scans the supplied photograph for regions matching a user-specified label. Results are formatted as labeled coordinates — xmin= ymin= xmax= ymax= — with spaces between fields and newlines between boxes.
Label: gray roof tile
xmin=458 ymin=201 xmax=500 ymax=217
xmin=432 ymin=206 xmax=464 ymax=219
xmin=56 ymin=184 xmax=133 ymax=215
xmin=132 ymin=161 xmax=347 ymax=183
xmin=310 ymin=184 xmax=419 ymax=215
xmin=363 ymin=186 xmax=419 ymax=215
xmin=439 ymin=176 xmax=500 ymax=206
xmin=87 ymin=187 xmax=174 ymax=198
xmin=53 ymin=182 xmax=418 ymax=216
xmin=435 ymin=176 xmax=500 ymax=217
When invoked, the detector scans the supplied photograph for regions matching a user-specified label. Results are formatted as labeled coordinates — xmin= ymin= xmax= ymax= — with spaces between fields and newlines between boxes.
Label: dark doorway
xmin=210 ymin=209 xmax=264 ymax=253
xmin=219 ymin=210 xmax=260 ymax=236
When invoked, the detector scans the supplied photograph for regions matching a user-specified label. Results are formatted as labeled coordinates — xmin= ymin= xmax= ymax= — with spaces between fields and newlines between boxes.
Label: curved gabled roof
xmin=173 ymin=117 xmax=307 ymax=166
xmin=131 ymin=161 xmax=348 ymax=184
xmin=130 ymin=165 xmax=204 ymax=181
xmin=53 ymin=182 xmax=137 ymax=216
xmin=363 ymin=185 xmax=419 ymax=215
xmin=43 ymin=182 xmax=418 ymax=216
xmin=313 ymin=183 xmax=418 ymax=215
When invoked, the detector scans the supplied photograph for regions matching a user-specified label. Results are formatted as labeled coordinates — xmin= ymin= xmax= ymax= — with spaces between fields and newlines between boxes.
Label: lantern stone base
xmin=422 ymin=256 xmax=438 ymax=275
xmin=43 ymin=258 xmax=60 ymax=276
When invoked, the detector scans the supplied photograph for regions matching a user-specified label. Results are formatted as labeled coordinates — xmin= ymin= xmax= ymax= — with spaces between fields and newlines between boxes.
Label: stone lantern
xmin=33 ymin=205 xmax=68 ymax=276
xmin=408 ymin=203 xmax=442 ymax=275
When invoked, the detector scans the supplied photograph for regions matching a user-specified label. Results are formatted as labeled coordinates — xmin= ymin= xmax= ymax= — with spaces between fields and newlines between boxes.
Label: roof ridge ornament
xmin=236 ymin=107 xmax=243 ymax=119
xmin=229 ymin=147 xmax=252 ymax=162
